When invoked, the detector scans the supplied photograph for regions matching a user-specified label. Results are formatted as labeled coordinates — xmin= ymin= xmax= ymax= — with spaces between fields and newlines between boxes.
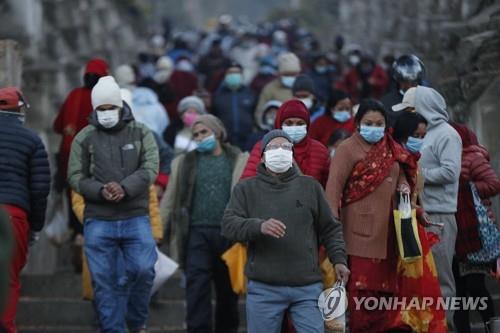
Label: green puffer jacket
xmin=68 ymin=104 xmax=159 ymax=221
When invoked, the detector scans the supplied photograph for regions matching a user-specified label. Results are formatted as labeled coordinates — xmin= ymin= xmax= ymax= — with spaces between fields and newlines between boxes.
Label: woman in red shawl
xmin=326 ymin=100 xmax=446 ymax=333
xmin=241 ymin=99 xmax=330 ymax=187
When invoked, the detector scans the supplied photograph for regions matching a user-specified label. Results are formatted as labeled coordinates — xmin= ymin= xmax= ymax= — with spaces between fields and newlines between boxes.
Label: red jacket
xmin=336 ymin=64 xmax=389 ymax=102
xmin=455 ymin=144 xmax=500 ymax=259
xmin=165 ymin=70 xmax=198 ymax=120
xmin=309 ymin=115 xmax=355 ymax=146
xmin=461 ymin=145 xmax=500 ymax=198
xmin=240 ymin=100 xmax=330 ymax=187
xmin=53 ymin=58 xmax=108 ymax=178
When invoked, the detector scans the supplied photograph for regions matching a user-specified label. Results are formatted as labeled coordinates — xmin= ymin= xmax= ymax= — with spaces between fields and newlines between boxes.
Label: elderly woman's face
xmin=261 ymin=137 xmax=293 ymax=163
xmin=192 ymin=123 xmax=214 ymax=142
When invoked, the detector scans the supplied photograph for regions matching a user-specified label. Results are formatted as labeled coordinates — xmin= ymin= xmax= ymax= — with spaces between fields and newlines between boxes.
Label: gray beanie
xmin=192 ymin=114 xmax=228 ymax=142
xmin=177 ymin=96 xmax=206 ymax=116
xmin=261 ymin=129 xmax=293 ymax=155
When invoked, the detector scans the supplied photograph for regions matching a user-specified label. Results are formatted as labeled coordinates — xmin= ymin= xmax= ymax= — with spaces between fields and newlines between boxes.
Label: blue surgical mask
xmin=332 ymin=110 xmax=351 ymax=123
xmin=282 ymin=125 xmax=307 ymax=143
xmin=224 ymin=73 xmax=242 ymax=89
xmin=196 ymin=134 xmax=217 ymax=153
xmin=405 ymin=136 xmax=424 ymax=153
xmin=281 ymin=76 xmax=296 ymax=88
xmin=359 ymin=125 xmax=385 ymax=143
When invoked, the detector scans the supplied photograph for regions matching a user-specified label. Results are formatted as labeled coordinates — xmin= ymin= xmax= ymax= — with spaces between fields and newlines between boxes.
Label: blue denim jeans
xmin=84 ymin=216 xmax=157 ymax=333
xmin=246 ymin=280 xmax=324 ymax=333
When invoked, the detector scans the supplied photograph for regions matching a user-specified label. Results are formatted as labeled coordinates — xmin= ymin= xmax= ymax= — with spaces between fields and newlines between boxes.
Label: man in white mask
xmin=222 ymin=129 xmax=350 ymax=333
xmin=68 ymin=75 xmax=159 ymax=333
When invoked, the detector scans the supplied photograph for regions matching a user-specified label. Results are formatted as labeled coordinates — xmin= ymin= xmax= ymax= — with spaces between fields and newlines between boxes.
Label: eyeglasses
xmin=265 ymin=143 xmax=293 ymax=152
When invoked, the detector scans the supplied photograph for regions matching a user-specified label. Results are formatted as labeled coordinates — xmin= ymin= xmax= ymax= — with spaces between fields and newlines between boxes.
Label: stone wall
xmin=0 ymin=0 xmax=148 ymax=274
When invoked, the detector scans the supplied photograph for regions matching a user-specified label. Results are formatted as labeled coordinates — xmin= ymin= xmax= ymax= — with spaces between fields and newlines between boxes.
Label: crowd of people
xmin=0 ymin=15 xmax=499 ymax=333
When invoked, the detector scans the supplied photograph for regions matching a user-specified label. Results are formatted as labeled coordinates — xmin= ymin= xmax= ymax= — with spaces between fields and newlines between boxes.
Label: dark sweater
xmin=190 ymin=153 xmax=232 ymax=226
xmin=0 ymin=113 xmax=51 ymax=231
xmin=222 ymin=164 xmax=346 ymax=286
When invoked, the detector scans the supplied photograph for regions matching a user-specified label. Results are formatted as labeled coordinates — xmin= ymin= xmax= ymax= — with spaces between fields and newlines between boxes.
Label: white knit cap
xmin=114 ymin=65 xmax=136 ymax=87
xmin=278 ymin=52 xmax=301 ymax=73
xmin=91 ymin=76 xmax=124 ymax=110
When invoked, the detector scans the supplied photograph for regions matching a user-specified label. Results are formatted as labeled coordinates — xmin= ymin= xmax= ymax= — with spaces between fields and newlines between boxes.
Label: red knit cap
xmin=274 ymin=99 xmax=310 ymax=129
xmin=85 ymin=58 xmax=109 ymax=76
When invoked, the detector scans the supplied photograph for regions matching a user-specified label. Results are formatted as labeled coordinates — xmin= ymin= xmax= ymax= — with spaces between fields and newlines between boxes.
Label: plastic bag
xmin=44 ymin=192 xmax=71 ymax=246
xmin=221 ymin=243 xmax=247 ymax=295
xmin=151 ymin=247 xmax=179 ymax=296
xmin=318 ymin=280 xmax=347 ymax=332
xmin=467 ymin=182 xmax=500 ymax=264
xmin=393 ymin=193 xmax=422 ymax=262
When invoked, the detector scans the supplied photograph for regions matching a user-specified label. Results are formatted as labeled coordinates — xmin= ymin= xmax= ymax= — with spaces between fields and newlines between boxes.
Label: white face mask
xmin=96 ymin=108 xmax=120 ymax=128
xmin=299 ymin=97 xmax=313 ymax=110
xmin=264 ymin=148 xmax=293 ymax=173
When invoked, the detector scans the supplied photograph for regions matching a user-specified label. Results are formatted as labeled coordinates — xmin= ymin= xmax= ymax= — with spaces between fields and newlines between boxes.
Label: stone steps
xmin=16 ymin=271 xmax=499 ymax=333
xmin=17 ymin=271 xmax=246 ymax=332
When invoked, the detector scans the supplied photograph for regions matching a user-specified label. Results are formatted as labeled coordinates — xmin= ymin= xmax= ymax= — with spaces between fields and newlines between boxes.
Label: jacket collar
xmin=256 ymin=163 xmax=300 ymax=185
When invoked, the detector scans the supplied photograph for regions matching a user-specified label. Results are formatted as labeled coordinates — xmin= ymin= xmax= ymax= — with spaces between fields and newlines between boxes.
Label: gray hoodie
xmin=414 ymin=86 xmax=462 ymax=213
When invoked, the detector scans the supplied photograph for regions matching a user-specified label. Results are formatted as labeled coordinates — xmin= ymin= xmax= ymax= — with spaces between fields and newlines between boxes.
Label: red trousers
xmin=0 ymin=205 xmax=29 ymax=333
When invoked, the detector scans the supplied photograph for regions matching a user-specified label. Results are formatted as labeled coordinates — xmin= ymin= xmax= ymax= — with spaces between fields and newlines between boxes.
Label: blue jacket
xmin=0 ymin=113 xmax=51 ymax=231
xmin=213 ymin=85 xmax=256 ymax=150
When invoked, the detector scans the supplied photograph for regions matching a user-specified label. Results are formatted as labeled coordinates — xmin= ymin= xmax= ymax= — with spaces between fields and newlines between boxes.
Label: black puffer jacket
xmin=0 ymin=113 xmax=51 ymax=231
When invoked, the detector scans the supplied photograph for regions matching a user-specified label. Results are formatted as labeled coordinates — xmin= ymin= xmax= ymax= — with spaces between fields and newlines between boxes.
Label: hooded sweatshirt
xmin=241 ymin=100 xmax=330 ymax=187
xmin=415 ymin=86 xmax=462 ymax=213
xmin=222 ymin=164 xmax=346 ymax=286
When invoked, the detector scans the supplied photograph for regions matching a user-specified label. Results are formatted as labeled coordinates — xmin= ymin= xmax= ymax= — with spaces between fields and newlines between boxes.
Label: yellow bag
xmin=394 ymin=193 xmax=422 ymax=262
xmin=221 ymin=243 xmax=247 ymax=295
xmin=320 ymin=257 xmax=337 ymax=289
